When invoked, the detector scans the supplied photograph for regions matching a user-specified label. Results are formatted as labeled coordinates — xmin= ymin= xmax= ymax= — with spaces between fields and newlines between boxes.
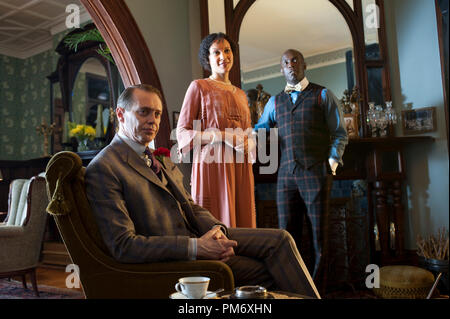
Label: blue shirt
xmin=254 ymin=86 xmax=348 ymax=166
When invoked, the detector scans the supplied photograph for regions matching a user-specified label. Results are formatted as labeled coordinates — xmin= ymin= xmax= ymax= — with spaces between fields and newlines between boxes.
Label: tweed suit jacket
xmin=85 ymin=135 xmax=226 ymax=263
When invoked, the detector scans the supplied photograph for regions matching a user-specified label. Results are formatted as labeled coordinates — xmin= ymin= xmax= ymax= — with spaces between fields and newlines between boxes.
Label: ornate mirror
xmin=222 ymin=0 xmax=392 ymax=137
xmin=49 ymin=23 xmax=123 ymax=156
xmin=239 ymin=0 xmax=356 ymax=127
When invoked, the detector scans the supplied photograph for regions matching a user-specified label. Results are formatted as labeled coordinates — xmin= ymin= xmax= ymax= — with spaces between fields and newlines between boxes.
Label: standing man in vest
xmin=254 ymin=49 xmax=348 ymax=291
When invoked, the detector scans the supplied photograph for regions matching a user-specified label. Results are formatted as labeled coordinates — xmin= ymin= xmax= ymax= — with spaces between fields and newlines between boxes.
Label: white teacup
xmin=175 ymin=276 xmax=210 ymax=299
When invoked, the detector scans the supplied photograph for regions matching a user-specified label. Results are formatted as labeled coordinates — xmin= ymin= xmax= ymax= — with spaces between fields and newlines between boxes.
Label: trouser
xmin=276 ymin=161 xmax=333 ymax=288
xmin=225 ymin=227 xmax=321 ymax=299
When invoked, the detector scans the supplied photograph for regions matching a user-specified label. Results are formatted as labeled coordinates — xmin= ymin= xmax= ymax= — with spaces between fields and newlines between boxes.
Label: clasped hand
xmin=197 ymin=226 xmax=237 ymax=262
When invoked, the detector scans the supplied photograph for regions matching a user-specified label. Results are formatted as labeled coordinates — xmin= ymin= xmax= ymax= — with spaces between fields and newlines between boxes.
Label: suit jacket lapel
xmin=111 ymin=135 xmax=172 ymax=195
xmin=112 ymin=136 xmax=200 ymax=235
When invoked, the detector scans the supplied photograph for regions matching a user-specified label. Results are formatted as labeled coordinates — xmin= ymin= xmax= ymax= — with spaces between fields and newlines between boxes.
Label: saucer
xmin=170 ymin=291 xmax=217 ymax=299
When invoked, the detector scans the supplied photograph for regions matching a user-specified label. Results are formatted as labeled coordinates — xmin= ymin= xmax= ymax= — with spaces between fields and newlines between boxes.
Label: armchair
xmin=45 ymin=151 xmax=234 ymax=299
xmin=0 ymin=175 xmax=49 ymax=297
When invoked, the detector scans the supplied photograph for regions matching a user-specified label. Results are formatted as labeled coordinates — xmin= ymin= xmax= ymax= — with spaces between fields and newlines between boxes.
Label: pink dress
xmin=176 ymin=79 xmax=256 ymax=228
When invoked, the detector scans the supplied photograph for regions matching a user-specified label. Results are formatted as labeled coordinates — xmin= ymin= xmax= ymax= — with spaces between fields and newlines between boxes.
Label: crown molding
xmin=242 ymin=47 xmax=352 ymax=85
xmin=241 ymin=45 xmax=352 ymax=73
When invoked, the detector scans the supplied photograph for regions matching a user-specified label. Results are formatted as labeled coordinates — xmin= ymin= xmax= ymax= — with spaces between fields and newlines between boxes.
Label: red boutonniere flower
xmin=153 ymin=147 xmax=170 ymax=162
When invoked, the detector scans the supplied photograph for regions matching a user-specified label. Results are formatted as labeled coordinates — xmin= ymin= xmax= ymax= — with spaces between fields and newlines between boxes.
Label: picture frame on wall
xmin=401 ymin=107 xmax=437 ymax=135
xmin=173 ymin=111 xmax=180 ymax=129
xmin=344 ymin=114 xmax=359 ymax=139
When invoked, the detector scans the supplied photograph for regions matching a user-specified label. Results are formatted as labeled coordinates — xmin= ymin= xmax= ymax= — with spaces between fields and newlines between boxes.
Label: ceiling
xmin=0 ymin=0 xmax=377 ymax=71
xmin=0 ymin=0 xmax=90 ymax=59
xmin=239 ymin=0 xmax=376 ymax=72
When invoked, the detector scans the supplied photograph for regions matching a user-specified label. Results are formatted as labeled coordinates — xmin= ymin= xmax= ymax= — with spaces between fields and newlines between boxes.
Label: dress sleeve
xmin=176 ymin=80 xmax=203 ymax=154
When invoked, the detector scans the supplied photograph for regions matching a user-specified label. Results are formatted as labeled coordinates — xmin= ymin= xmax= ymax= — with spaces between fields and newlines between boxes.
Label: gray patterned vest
xmin=275 ymin=82 xmax=330 ymax=171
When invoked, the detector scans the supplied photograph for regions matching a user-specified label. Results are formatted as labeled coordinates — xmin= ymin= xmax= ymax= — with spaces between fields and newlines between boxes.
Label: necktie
xmin=284 ymin=82 xmax=303 ymax=94
xmin=143 ymin=147 xmax=161 ymax=174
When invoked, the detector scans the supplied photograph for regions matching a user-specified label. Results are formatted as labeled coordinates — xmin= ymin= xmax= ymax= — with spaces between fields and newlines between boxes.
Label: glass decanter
xmin=375 ymin=104 xmax=388 ymax=137
xmin=366 ymin=102 xmax=377 ymax=137
xmin=384 ymin=101 xmax=398 ymax=125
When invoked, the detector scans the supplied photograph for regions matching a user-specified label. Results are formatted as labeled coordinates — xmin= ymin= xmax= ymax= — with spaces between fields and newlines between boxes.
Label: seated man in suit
xmin=85 ymin=84 xmax=320 ymax=298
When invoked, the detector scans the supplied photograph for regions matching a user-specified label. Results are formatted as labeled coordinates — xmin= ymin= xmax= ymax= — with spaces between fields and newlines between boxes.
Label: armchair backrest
xmin=5 ymin=179 xmax=30 ymax=226
xmin=45 ymin=151 xmax=112 ymax=266
xmin=0 ymin=175 xmax=48 ymax=272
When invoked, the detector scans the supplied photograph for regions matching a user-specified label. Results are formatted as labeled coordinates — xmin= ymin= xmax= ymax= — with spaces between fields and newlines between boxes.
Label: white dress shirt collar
xmin=118 ymin=131 xmax=147 ymax=156
xmin=292 ymin=77 xmax=309 ymax=91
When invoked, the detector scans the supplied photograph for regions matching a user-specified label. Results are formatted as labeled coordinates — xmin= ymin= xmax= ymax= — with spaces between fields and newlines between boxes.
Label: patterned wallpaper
xmin=72 ymin=72 xmax=87 ymax=125
xmin=0 ymin=51 xmax=55 ymax=160
xmin=0 ymin=26 xmax=88 ymax=160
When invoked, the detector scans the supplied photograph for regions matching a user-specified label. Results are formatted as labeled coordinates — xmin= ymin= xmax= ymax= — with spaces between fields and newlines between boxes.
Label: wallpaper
xmin=72 ymin=72 xmax=87 ymax=126
xmin=0 ymin=51 xmax=54 ymax=160
xmin=0 ymin=26 xmax=89 ymax=160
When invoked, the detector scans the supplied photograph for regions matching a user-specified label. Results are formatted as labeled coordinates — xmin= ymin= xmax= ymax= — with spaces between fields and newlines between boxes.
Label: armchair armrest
xmin=0 ymin=225 xmax=24 ymax=238
xmin=80 ymin=260 xmax=234 ymax=299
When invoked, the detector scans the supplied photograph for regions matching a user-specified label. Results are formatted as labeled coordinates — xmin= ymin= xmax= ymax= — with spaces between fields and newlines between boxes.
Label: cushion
xmin=374 ymin=265 xmax=435 ymax=299
xmin=6 ymin=179 xmax=27 ymax=226
xmin=15 ymin=179 xmax=31 ymax=226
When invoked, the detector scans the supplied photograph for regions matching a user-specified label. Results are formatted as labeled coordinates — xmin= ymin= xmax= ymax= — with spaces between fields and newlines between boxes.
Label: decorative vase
xmin=77 ymin=139 xmax=89 ymax=152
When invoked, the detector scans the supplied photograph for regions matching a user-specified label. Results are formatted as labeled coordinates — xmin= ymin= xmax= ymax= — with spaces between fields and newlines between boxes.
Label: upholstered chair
xmin=45 ymin=151 xmax=234 ymax=299
xmin=0 ymin=175 xmax=48 ymax=297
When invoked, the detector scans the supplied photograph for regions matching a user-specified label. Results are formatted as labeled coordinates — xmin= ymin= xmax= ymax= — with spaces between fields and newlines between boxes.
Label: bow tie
xmin=284 ymin=82 xmax=303 ymax=94
xmin=143 ymin=147 xmax=161 ymax=174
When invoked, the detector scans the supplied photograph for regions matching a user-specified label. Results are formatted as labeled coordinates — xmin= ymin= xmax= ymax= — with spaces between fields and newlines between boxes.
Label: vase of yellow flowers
xmin=68 ymin=122 xmax=96 ymax=152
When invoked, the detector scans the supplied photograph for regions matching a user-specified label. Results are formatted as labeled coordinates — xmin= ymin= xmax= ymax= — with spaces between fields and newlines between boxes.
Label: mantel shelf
xmin=348 ymin=136 xmax=435 ymax=144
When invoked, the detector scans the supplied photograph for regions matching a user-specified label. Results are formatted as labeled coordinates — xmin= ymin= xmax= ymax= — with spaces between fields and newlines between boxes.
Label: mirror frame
xmin=53 ymin=23 xmax=116 ymax=147
xmin=204 ymin=0 xmax=392 ymax=138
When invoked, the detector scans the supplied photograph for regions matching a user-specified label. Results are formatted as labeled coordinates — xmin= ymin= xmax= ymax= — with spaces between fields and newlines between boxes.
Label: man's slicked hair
xmin=117 ymin=84 xmax=163 ymax=110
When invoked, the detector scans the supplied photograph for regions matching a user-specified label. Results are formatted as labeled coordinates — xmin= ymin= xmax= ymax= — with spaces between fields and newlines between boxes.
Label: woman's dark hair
xmin=198 ymin=32 xmax=236 ymax=71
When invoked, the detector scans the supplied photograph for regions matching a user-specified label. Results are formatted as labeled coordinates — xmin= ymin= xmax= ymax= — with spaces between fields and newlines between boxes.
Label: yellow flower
xmin=69 ymin=123 xmax=96 ymax=140
xmin=70 ymin=126 xmax=82 ymax=136
xmin=85 ymin=126 xmax=96 ymax=136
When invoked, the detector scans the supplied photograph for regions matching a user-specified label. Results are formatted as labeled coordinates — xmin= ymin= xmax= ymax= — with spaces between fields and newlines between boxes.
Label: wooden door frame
xmin=80 ymin=0 xmax=171 ymax=148
xmin=434 ymin=0 xmax=449 ymax=151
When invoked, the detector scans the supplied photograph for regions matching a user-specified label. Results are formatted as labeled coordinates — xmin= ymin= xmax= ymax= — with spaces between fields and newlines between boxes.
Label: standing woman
xmin=176 ymin=33 xmax=256 ymax=228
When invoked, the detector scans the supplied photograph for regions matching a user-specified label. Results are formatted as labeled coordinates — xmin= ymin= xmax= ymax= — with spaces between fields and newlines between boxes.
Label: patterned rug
xmin=0 ymin=279 xmax=85 ymax=299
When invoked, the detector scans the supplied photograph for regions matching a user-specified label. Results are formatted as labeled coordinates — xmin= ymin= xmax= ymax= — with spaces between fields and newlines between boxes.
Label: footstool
xmin=373 ymin=265 xmax=435 ymax=299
